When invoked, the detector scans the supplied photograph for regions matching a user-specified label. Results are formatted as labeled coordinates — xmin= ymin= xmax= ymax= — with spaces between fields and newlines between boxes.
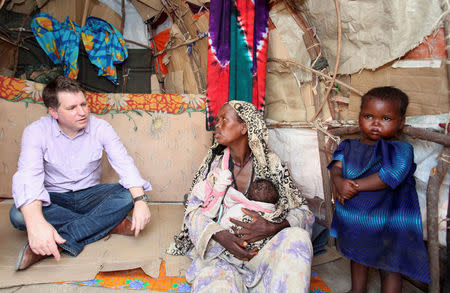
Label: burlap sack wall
xmin=0 ymin=99 xmax=212 ymax=202
xmin=346 ymin=62 xmax=449 ymax=120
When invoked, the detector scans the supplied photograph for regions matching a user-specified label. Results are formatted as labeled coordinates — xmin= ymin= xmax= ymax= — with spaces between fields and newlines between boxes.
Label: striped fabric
xmin=328 ymin=139 xmax=430 ymax=284
xmin=205 ymin=0 xmax=268 ymax=130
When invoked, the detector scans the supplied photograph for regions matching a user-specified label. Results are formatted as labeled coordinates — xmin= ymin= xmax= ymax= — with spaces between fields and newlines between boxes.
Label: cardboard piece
xmin=41 ymin=0 xmax=85 ymax=24
xmin=164 ymin=69 xmax=185 ymax=93
xmin=130 ymin=0 xmax=161 ymax=22
xmin=0 ymin=204 xmax=191 ymax=288
xmin=0 ymin=41 xmax=16 ymax=72
xmin=89 ymin=1 xmax=122 ymax=32
xmin=164 ymin=0 xmax=208 ymax=94
xmin=347 ymin=62 xmax=449 ymax=120
xmin=265 ymin=62 xmax=306 ymax=122
xmin=151 ymin=74 xmax=162 ymax=93
xmin=269 ymin=2 xmax=312 ymax=82
xmin=41 ymin=0 xmax=121 ymax=31
xmin=5 ymin=0 xmax=36 ymax=14
xmin=0 ymin=99 xmax=212 ymax=202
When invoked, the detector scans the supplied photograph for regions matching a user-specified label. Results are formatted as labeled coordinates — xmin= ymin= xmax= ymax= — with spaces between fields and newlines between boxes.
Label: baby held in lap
xmin=195 ymin=167 xmax=279 ymax=251
xmin=221 ymin=178 xmax=279 ymax=251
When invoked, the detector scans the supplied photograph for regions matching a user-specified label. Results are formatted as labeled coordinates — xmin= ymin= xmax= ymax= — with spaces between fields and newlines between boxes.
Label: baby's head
xmin=247 ymin=178 xmax=279 ymax=204
xmin=359 ymin=86 xmax=408 ymax=143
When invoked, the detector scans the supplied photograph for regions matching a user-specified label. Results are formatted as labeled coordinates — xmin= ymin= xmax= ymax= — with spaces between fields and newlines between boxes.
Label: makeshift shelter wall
xmin=305 ymin=0 xmax=443 ymax=74
xmin=346 ymin=63 xmax=449 ymax=120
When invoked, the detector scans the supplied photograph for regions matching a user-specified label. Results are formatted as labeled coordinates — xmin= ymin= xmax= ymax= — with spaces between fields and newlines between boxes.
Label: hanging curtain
xmin=206 ymin=0 xmax=269 ymax=130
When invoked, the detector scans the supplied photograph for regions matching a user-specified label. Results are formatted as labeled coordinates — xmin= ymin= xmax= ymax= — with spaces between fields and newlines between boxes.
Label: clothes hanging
xmin=206 ymin=0 xmax=268 ymax=130
xmin=31 ymin=13 xmax=81 ymax=79
xmin=81 ymin=17 xmax=128 ymax=85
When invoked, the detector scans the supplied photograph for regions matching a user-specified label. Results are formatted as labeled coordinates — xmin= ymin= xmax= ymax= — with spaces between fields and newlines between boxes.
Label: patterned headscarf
xmin=168 ymin=100 xmax=307 ymax=255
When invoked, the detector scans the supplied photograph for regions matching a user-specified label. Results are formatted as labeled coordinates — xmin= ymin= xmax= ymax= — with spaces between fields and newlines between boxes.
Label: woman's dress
xmin=184 ymin=155 xmax=314 ymax=292
xmin=329 ymin=139 xmax=430 ymax=283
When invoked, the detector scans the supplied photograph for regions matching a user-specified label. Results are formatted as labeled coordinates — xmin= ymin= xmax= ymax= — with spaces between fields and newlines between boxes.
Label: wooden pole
xmin=81 ymin=0 xmax=90 ymax=28
xmin=326 ymin=125 xmax=450 ymax=147
xmin=426 ymin=148 xmax=449 ymax=293
xmin=310 ymin=82 xmax=334 ymax=246
xmin=121 ymin=0 xmax=126 ymax=34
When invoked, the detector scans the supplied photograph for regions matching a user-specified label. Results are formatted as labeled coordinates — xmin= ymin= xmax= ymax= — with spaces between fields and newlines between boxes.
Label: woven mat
xmin=67 ymin=261 xmax=333 ymax=292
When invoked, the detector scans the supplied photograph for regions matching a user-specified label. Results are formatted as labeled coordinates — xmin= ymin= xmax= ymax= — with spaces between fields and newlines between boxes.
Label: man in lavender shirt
xmin=10 ymin=76 xmax=152 ymax=270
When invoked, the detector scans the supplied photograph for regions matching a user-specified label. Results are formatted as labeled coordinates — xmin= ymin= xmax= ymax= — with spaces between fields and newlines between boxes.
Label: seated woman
xmin=168 ymin=101 xmax=314 ymax=292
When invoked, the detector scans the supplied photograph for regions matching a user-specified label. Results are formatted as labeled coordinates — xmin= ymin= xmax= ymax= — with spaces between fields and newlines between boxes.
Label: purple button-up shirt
xmin=12 ymin=115 xmax=151 ymax=208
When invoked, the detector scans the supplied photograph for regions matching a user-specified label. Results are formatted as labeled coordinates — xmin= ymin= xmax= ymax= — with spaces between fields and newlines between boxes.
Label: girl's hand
xmin=334 ymin=178 xmax=359 ymax=204
xmin=213 ymin=230 xmax=258 ymax=261
xmin=229 ymin=209 xmax=288 ymax=243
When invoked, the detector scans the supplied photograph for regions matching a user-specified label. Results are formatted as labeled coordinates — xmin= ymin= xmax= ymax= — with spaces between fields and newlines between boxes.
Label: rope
xmin=432 ymin=0 xmax=450 ymax=30
xmin=313 ymin=119 xmax=341 ymax=145
xmin=440 ymin=152 xmax=450 ymax=164
xmin=311 ymin=0 xmax=342 ymax=121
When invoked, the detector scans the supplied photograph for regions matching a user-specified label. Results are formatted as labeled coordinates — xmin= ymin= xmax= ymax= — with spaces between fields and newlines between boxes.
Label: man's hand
xmin=131 ymin=201 xmax=151 ymax=237
xmin=21 ymin=201 xmax=65 ymax=261
xmin=213 ymin=230 xmax=258 ymax=261
xmin=27 ymin=219 xmax=66 ymax=260
xmin=230 ymin=209 xmax=288 ymax=243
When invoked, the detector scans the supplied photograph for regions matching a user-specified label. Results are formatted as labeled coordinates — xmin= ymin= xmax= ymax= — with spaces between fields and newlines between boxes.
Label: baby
xmin=191 ymin=149 xmax=279 ymax=253
xmin=220 ymin=178 xmax=279 ymax=252
xmin=220 ymin=178 xmax=278 ymax=231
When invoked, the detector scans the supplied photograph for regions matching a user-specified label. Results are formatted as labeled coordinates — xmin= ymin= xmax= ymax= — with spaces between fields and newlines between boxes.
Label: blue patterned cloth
xmin=81 ymin=17 xmax=128 ymax=84
xmin=328 ymin=139 xmax=430 ymax=283
xmin=31 ymin=13 xmax=81 ymax=79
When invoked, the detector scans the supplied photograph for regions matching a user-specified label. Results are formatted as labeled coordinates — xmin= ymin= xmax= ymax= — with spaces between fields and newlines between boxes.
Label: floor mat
xmin=69 ymin=261 xmax=333 ymax=292
xmin=0 ymin=204 xmax=191 ymax=288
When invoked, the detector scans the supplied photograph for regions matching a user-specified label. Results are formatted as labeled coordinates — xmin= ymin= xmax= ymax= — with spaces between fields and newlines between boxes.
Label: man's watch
xmin=133 ymin=194 xmax=150 ymax=203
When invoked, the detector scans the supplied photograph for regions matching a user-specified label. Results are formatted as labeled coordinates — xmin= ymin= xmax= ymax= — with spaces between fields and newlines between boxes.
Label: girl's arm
xmin=354 ymin=172 xmax=388 ymax=192
xmin=330 ymin=162 xmax=359 ymax=204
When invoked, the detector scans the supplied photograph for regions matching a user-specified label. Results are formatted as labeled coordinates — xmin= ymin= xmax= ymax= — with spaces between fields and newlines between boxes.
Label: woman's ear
xmin=241 ymin=123 xmax=248 ymax=135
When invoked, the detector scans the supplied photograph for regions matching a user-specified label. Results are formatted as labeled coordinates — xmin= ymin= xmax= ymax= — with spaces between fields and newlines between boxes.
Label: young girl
xmin=329 ymin=86 xmax=430 ymax=292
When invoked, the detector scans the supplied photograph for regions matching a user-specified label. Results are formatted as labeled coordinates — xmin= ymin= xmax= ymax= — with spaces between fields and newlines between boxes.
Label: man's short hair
xmin=42 ymin=76 xmax=85 ymax=109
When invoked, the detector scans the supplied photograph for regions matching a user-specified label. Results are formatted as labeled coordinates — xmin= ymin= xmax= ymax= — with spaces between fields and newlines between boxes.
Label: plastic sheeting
xmin=405 ymin=114 xmax=449 ymax=246
xmin=305 ymin=0 xmax=443 ymax=74
xmin=99 ymin=0 xmax=149 ymax=49
xmin=268 ymin=127 xmax=324 ymax=199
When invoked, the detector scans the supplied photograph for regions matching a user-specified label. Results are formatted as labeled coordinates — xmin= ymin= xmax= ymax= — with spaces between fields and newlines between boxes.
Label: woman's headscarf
xmin=168 ymin=100 xmax=307 ymax=255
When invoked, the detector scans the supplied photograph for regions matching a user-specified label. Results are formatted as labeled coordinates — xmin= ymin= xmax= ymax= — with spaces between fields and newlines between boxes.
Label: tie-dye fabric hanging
xmin=81 ymin=17 xmax=128 ymax=85
xmin=206 ymin=0 xmax=269 ymax=130
xmin=31 ymin=13 xmax=81 ymax=79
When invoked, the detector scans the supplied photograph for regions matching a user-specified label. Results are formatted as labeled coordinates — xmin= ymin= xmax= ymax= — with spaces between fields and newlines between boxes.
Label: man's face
xmin=49 ymin=91 xmax=89 ymax=138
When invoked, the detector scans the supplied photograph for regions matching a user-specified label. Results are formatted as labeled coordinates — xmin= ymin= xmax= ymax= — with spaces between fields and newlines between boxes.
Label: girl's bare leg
xmin=351 ymin=260 xmax=368 ymax=293
xmin=380 ymin=270 xmax=402 ymax=293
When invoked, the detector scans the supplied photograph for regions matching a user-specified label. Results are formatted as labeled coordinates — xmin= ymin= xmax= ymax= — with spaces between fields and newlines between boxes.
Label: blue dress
xmin=329 ymin=139 xmax=430 ymax=283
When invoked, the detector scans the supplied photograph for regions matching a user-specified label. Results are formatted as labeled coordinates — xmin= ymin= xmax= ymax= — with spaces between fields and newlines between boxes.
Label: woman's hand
xmin=213 ymin=230 xmax=258 ymax=261
xmin=229 ymin=209 xmax=289 ymax=243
